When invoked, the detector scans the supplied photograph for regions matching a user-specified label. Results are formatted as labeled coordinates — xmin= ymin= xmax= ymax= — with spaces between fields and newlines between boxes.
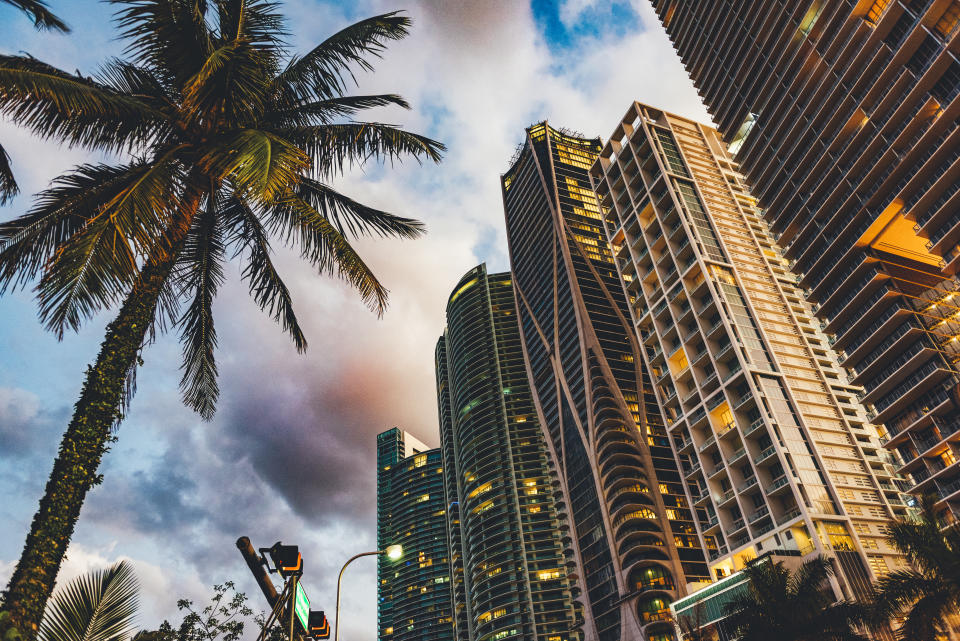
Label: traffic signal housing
xmin=307 ymin=611 xmax=330 ymax=639
xmin=266 ymin=542 xmax=302 ymax=577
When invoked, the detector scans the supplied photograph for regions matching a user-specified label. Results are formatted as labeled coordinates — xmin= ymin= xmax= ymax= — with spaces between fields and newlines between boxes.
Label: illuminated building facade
xmin=502 ymin=123 xmax=710 ymax=641
xmin=650 ymin=0 xmax=960 ymax=517
xmin=435 ymin=264 xmax=581 ymax=641
xmin=376 ymin=428 xmax=454 ymax=641
xmin=589 ymin=102 xmax=909 ymax=615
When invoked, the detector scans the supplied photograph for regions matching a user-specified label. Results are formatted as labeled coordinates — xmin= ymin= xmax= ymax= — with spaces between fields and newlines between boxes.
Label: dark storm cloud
xmin=215 ymin=357 xmax=379 ymax=526
xmin=0 ymin=388 xmax=65 ymax=458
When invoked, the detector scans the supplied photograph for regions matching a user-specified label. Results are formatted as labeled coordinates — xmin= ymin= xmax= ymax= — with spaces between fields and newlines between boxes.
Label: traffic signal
xmin=266 ymin=542 xmax=302 ymax=577
xmin=307 ymin=611 xmax=330 ymax=639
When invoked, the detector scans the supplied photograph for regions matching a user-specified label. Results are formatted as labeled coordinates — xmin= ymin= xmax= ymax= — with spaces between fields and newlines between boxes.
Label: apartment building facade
xmin=435 ymin=264 xmax=581 ymax=641
xmin=376 ymin=428 xmax=454 ymax=641
xmin=502 ymin=123 xmax=710 ymax=641
xmin=588 ymin=102 xmax=910 ymax=603
xmin=651 ymin=0 xmax=960 ymax=516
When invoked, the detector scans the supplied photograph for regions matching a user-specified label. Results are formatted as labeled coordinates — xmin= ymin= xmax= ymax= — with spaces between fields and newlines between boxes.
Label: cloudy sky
xmin=0 ymin=1 xmax=709 ymax=638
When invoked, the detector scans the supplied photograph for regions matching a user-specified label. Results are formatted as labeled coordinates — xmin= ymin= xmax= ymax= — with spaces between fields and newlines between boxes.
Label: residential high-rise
xmin=651 ymin=0 xmax=960 ymax=514
xmin=376 ymin=428 xmax=454 ymax=641
xmin=502 ymin=123 xmax=710 ymax=641
xmin=435 ymin=264 xmax=581 ymax=641
xmin=588 ymin=102 xmax=910 ymax=614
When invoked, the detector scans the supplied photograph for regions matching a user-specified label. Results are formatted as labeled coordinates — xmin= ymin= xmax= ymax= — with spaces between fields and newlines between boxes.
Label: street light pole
xmin=334 ymin=545 xmax=402 ymax=641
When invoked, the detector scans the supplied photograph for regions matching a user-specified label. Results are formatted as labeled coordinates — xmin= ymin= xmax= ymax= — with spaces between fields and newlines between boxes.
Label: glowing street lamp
xmin=334 ymin=545 xmax=403 ymax=641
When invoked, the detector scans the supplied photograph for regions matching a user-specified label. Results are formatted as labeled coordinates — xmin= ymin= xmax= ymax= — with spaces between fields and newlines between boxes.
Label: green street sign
xmin=294 ymin=582 xmax=310 ymax=630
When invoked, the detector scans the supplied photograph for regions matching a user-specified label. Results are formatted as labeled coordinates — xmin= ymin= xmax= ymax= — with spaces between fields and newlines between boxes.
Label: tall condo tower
xmin=435 ymin=264 xmax=581 ymax=641
xmin=376 ymin=428 xmax=454 ymax=641
xmin=650 ymin=0 xmax=960 ymax=515
xmin=588 ymin=102 xmax=909 ymax=614
xmin=502 ymin=123 xmax=709 ymax=641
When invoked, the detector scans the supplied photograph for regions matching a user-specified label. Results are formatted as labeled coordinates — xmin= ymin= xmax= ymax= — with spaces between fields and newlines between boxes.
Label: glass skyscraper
xmin=502 ymin=123 xmax=709 ymax=641
xmin=650 ymin=0 xmax=960 ymax=517
xmin=376 ymin=428 xmax=454 ymax=641
xmin=436 ymin=264 xmax=581 ymax=641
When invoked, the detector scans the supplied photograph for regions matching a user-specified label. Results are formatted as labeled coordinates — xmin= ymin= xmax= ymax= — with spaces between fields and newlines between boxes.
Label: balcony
xmin=717 ymin=420 xmax=738 ymax=439
xmin=699 ymin=435 xmax=717 ymax=453
xmin=766 ymin=475 xmax=790 ymax=494
xmin=778 ymin=506 xmax=802 ymax=524
xmin=717 ymin=488 xmax=736 ymax=505
xmin=748 ymin=505 xmax=770 ymax=524
xmin=755 ymin=445 xmax=778 ymax=464
xmin=745 ymin=418 xmax=766 ymax=437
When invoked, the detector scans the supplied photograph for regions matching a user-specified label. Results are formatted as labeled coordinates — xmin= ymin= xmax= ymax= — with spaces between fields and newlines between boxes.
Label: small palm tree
xmin=37 ymin=561 xmax=139 ymax=641
xmin=874 ymin=494 xmax=960 ymax=640
xmin=725 ymin=555 xmax=870 ymax=641
xmin=0 ymin=0 xmax=69 ymax=205
xmin=0 ymin=1 xmax=442 ymax=637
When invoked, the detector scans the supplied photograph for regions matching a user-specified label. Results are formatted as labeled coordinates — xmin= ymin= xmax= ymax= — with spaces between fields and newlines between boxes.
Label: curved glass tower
xmin=376 ymin=428 xmax=454 ymax=641
xmin=501 ymin=124 xmax=709 ymax=641
xmin=436 ymin=264 xmax=581 ymax=641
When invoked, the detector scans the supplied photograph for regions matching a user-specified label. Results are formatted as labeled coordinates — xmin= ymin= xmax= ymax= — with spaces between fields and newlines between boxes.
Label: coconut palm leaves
xmin=874 ymin=495 xmax=960 ymax=640
xmin=0 ymin=2 xmax=442 ymax=636
xmin=725 ymin=555 xmax=871 ymax=641
xmin=38 ymin=562 xmax=139 ymax=641
xmin=1 ymin=1 xmax=69 ymax=32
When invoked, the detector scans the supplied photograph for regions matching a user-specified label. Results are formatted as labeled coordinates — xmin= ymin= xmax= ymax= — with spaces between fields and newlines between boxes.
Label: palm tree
xmin=36 ymin=561 xmax=139 ymax=641
xmin=725 ymin=555 xmax=870 ymax=641
xmin=0 ymin=0 xmax=69 ymax=206
xmin=874 ymin=494 xmax=960 ymax=640
xmin=0 ymin=1 xmax=443 ymax=637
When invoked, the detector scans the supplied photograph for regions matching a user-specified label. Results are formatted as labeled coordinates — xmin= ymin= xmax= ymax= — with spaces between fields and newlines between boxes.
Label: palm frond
xmin=265 ymin=94 xmax=409 ymax=128
xmin=0 ymin=164 xmax=144 ymax=294
xmin=38 ymin=560 xmax=139 ymax=641
xmin=295 ymin=178 xmax=423 ymax=239
xmin=181 ymin=41 xmax=272 ymax=125
xmin=34 ymin=159 xmax=183 ymax=337
xmin=0 ymin=141 xmax=18 ymax=205
xmin=274 ymin=11 xmax=409 ymax=103
xmin=896 ymin=589 xmax=957 ymax=641
xmin=0 ymin=54 xmax=169 ymax=153
xmin=3 ymin=0 xmax=70 ymax=32
xmin=95 ymin=59 xmax=174 ymax=111
xmin=222 ymin=196 xmax=306 ymax=351
xmin=214 ymin=0 xmax=286 ymax=50
xmin=875 ymin=569 xmax=944 ymax=617
xmin=789 ymin=555 xmax=833 ymax=598
xmin=176 ymin=188 xmax=225 ymax=419
xmin=269 ymin=193 xmax=387 ymax=314
xmin=278 ymin=122 xmax=444 ymax=180
xmin=200 ymin=129 xmax=308 ymax=202
xmin=109 ymin=0 xmax=213 ymax=89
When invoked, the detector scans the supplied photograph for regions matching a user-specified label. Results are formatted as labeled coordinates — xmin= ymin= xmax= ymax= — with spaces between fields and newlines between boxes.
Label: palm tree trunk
xmin=0 ymin=216 xmax=193 ymax=640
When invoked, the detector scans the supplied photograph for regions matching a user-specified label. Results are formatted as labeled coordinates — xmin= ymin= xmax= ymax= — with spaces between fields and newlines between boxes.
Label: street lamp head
xmin=384 ymin=544 xmax=403 ymax=561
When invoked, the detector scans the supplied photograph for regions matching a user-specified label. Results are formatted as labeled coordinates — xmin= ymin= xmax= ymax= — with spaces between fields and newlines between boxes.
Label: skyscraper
xmin=435 ymin=264 xmax=581 ymax=641
xmin=651 ymin=0 xmax=960 ymax=514
xmin=588 ymin=101 xmax=909 ymax=614
xmin=376 ymin=428 xmax=454 ymax=641
xmin=502 ymin=123 xmax=710 ymax=641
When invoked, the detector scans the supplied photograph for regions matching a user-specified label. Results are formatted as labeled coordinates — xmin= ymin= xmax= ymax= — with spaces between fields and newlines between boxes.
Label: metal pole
xmin=289 ymin=575 xmax=297 ymax=641
xmin=334 ymin=551 xmax=381 ymax=641
xmin=236 ymin=537 xmax=280 ymax=607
